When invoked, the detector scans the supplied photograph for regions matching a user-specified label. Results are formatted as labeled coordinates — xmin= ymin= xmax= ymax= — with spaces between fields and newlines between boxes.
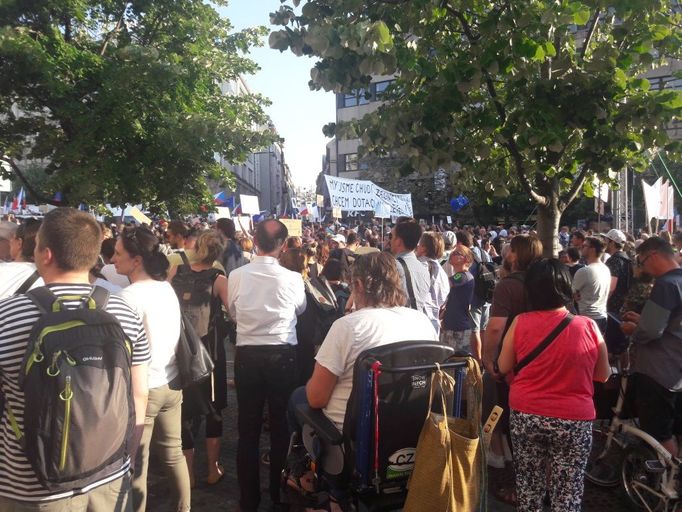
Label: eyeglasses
xmin=636 ymin=252 xmax=656 ymax=267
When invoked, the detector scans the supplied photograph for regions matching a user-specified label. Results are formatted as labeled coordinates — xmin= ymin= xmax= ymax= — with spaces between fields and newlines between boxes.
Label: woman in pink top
xmin=498 ymin=258 xmax=610 ymax=512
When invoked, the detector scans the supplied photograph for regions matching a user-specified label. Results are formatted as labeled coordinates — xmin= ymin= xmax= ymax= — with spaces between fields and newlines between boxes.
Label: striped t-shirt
xmin=0 ymin=284 xmax=150 ymax=502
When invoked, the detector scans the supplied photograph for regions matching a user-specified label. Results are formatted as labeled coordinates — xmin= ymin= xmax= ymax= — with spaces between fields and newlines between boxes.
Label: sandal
xmin=493 ymin=485 xmax=518 ymax=507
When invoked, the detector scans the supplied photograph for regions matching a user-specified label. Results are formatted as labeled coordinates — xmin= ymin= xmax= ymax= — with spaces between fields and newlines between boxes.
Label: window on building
xmin=341 ymin=89 xmax=370 ymax=107
xmin=342 ymin=153 xmax=358 ymax=172
xmin=374 ymin=80 xmax=395 ymax=99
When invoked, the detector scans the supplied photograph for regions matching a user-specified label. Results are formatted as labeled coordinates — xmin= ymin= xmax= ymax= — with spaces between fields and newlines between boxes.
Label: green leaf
xmin=631 ymin=78 xmax=650 ymax=92
xmin=572 ymin=6 xmax=591 ymax=26
xmin=544 ymin=42 xmax=557 ymax=58
xmin=613 ymin=68 xmax=627 ymax=89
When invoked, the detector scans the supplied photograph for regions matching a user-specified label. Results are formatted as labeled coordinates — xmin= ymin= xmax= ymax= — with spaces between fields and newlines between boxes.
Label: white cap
xmin=602 ymin=228 xmax=626 ymax=245
xmin=331 ymin=234 xmax=346 ymax=244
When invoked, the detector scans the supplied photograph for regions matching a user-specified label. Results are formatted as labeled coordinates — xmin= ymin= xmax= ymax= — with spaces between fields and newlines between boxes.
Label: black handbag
xmin=170 ymin=312 xmax=215 ymax=390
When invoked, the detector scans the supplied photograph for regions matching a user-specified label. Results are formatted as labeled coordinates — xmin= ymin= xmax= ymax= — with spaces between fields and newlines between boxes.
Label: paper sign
xmin=215 ymin=207 xmax=231 ymax=220
xmin=332 ymin=207 xmax=342 ymax=219
xmin=240 ymin=194 xmax=260 ymax=215
xmin=235 ymin=215 xmax=252 ymax=233
xmin=316 ymin=194 xmax=325 ymax=207
xmin=281 ymin=219 xmax=302 ymax=237
xmin=374 ymin=202 xmax=391 ymax=219
xmin=446 ymin=216 xmax=452 ymax=224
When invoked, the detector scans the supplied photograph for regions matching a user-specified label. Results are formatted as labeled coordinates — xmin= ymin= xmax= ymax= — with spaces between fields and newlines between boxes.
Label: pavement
xmin=146 ymin=346 xmax=638 ymax=511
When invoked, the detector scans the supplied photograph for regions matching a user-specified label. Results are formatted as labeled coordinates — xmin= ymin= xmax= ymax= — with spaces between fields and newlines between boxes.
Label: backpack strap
xmin=26 ymin=287 xmax=59 ymax=314
xmin=179 ymin=251 xmax=190 ymax=265
xmin=89 ymin=286 xmax=111 ymax=310
xmin=512 ymin=313 xmax=574 ymax=375
xmin=396 ymin=257 xmax=417 ymax=310
xmin=14 ymin=270 xmax=40 ymax=296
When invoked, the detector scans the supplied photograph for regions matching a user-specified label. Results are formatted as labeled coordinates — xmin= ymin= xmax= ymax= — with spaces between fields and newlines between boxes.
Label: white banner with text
xmin=324 ymin=175 xmax=413 ymax=217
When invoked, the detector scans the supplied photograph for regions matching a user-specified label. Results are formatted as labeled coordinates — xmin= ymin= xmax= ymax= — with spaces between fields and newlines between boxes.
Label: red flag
xmin=11 ymin=196 xmax=18 ymax=211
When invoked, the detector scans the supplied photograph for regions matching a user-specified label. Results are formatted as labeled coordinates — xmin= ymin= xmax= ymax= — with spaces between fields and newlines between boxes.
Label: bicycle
xmin=586 ymin=368 xmax=681 ymax=511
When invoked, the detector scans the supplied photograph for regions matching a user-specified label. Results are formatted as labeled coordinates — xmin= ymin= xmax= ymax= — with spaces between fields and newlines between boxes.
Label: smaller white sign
xmin=234 ymin=215 xmax=252 ymax=233
xmin=332 ymin=207 xmax=342 ymax=219
xmin=240 ymin=194 xmax=260 ymax=215
xmin=215 ymin=207 xmax=231 ymax=220
xmin=446 ymin=216 xmax=452 ymax=224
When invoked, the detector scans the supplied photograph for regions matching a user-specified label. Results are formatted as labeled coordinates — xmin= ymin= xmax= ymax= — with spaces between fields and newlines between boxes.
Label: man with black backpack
xmin=0 ymin=208 xmax=150 ymax=511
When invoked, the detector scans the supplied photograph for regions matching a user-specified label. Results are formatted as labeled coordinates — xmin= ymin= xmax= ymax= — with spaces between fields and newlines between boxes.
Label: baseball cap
xmin=331 ymin=234 xmax=346 ymax=244
xmin=602 ymin=228 xmax=626 ymax=245
xmin=442 ymin=231 xmax=456 ymax=246
xmin=0 ymin=221 xmax=18 ymax=241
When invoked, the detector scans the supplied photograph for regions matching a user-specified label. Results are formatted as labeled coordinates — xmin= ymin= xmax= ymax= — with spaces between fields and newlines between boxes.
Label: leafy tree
xmin=271 ymin=0 xmax=682 ymax=254
xmin=0 ymin=0 xmax=276 ymax=213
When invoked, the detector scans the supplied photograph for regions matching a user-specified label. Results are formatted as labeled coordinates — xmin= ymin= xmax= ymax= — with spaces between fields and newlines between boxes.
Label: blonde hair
xmin=419 ymin=232 xmax=445 ymax=259
xmin=195 ymin=230 xmax=224 ymax=265
xmin=352 ymin=253 xmax=406 ymax=308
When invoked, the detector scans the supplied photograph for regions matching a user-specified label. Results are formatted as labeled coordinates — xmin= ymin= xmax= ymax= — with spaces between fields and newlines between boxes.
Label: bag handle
xmin=426 ymin=363 xmax=456 ymax=423
xmin=512 ymin=313 xmax=574 ymax=375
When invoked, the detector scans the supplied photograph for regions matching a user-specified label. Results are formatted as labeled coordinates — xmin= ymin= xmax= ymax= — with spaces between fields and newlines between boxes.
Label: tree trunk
xmin=536 ymin=201 xmax=561 ymax=257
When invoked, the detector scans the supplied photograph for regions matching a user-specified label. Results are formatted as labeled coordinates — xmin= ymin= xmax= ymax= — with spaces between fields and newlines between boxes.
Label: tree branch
xmin=100 ymin=2 xmax=130 ymax=56
xmin=559 ymin=165 xmax=590 ymax=209
xmin=0 ymin=156 xmax=58 ymax=205
xmin=504 ymin=142 xmax=548 ymax=206
xmin=580 ymin=9 xmax=601 ymax=60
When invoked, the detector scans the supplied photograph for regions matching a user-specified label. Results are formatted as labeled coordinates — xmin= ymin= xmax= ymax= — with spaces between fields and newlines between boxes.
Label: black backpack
xmin=16 ymin=286 xmax=134 ymax=491
xmin=472 ymin=252 xmax=499 ymax=303
xmin=171 ymin=265 xmax=223 ymax=339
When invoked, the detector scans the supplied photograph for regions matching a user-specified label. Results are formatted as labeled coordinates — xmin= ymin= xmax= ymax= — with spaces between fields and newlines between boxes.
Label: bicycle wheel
xmin=585 ymin=428 xmax=623 ymax=487
xmin=621 ymin=442 xmax=666 ymax=511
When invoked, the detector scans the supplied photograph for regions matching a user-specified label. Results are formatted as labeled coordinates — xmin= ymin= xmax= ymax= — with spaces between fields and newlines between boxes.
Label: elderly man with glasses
xmin=622 ymin=236 xmax=682 ymax=458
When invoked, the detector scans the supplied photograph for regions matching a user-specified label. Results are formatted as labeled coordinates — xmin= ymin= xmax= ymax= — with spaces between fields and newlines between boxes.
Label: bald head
xmin=255 ymin=219 xmax=288 ymax=256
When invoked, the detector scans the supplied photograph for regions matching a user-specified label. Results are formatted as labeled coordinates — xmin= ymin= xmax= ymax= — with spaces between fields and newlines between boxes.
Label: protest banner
xmin=324 ymin=175 xmax=413 ymax=217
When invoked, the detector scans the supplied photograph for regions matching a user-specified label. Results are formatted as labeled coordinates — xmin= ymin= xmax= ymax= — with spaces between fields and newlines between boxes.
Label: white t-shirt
xmin=315 ymin=306 xmax=438 ymax=429
xmin=101 ymin=264 xmax=130 ymax=289
xmin=0 ymin=262 xmax=44 ymax=300
xmin=572 ymin=261 xmax=611 ymax=320
xmin=118 ymin=280 xmax=181 ymax=388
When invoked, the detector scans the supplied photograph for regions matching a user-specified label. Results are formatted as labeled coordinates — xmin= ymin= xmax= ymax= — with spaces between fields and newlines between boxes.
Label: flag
xmin=2 ymin=196 xmax=8 ymax=215
xmin=213 ymin=191 xmax=228 ymax=205
xmin=299 ymin=205 xmax=309 ymax=217
xmin=233 ymin=203 xmax=241 ymax=216
xmin=11 ymin=195 xmax=18 ymax=211
xmin=449 ymin=194 xmax=470 ymax=213
xmin=16 ymin=187 xmax=24 ymax=207
xmin=642 ymin=178 xmax=662 ymax=223
xmin=659 ymin=180 xmax=674 ymax=220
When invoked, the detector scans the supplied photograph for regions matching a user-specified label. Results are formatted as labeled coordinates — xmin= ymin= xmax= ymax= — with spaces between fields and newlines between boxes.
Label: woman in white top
xmin=113 ymin=227 xmax=190 ymax=512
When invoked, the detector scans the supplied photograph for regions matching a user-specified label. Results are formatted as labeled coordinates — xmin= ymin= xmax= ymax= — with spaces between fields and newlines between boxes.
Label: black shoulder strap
xmin=14 ymin=270 xmax=40 ymax=296
xmin=89 ymin=286 xmax=111 ymax=310
xmin=26 ymin=287 xmax=58 ymax=314
xmin=179 ymin=251 xmax=190 ymax=265
xmin=513 ymin=313 xmax=574 ymax=375
xmin=397 ymin=257 xmax=417 ymax=310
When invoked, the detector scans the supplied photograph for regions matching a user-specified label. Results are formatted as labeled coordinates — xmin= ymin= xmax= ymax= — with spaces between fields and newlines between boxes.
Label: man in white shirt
xmin=227 ymin=219 xmax=306 ymax=512
xmin=573 ymin=236 xmax=611 ymax=334
xmin=0 ymin=219 xmax=44 ymax=299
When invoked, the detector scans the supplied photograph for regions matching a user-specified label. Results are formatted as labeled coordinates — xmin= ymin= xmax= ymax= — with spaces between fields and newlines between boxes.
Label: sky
xmin=217 ymin=1 xmax=335 ymax=189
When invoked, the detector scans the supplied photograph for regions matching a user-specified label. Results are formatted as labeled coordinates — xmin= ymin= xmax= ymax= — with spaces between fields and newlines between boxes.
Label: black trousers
xmin=235 ymin=345 xmax=298 ymax=511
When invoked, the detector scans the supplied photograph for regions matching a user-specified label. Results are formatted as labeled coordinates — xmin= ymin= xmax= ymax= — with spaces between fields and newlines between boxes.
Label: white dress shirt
xmin=227 ymin=255 xmax=307 ymax=346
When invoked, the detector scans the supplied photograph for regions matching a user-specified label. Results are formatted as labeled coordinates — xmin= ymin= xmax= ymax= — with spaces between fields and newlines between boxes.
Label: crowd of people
xmin=0 ymin=208 xmax=680 ymax=512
